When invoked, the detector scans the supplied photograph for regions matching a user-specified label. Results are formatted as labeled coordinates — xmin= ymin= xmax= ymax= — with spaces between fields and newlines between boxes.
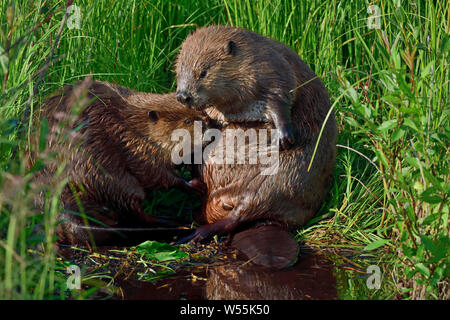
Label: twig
xmin=337 ymin=144 xmax=381 ymax=173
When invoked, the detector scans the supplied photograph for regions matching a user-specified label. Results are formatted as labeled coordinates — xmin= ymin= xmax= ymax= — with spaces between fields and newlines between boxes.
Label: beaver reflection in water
xmin=174 ymin=26 xmax=337 ymax=268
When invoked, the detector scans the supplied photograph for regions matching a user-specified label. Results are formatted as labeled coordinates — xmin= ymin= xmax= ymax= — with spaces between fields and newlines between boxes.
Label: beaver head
xmin=123 ymin=93 xmax=209 ymax=159
xmin=175 ymin=26 xmax=259 ymax=112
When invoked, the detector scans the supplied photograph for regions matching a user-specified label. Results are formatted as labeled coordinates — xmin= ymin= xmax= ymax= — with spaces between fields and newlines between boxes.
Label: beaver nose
xmin=176 ymin=91 xmax=193 ymax=106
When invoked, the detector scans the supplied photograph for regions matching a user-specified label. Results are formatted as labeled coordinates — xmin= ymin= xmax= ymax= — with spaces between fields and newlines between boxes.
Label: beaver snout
xmin=176 ymin=91 xmax=194 ymax=107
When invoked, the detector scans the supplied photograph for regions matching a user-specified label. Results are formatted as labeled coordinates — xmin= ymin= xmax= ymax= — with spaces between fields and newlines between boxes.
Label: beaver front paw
xmin=175 ymin=226 xmax=212 ymax=244
xmin=278 ymin=124 xmax=295 ymax=150
xmin=185 ymin=177 xmax=207 ymax=195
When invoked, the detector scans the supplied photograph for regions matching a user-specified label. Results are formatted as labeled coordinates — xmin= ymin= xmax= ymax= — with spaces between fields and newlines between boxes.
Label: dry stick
xmin=9 ymin=4 xmax=71 ymax=164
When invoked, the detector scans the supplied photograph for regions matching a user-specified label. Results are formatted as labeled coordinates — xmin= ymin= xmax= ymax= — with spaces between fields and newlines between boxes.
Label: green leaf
xmin=430 ymin=266 xmax=444 ymax=286
xmin=420 ymin=235 xmax=436 ymax=255
xmin=344 ymin=116 xmax=360 ymax=128
xmin=428 ymin=236 xmax=450 ymax=263
xmin=420 ymin=187 xmax=442 ymax=204
xmin=364 ymin=238 xmax=389 ymax=251
xmin=391 ymin=47 xmax=401 ymax=70
xmin=397 ymin=73 xmax=414 ymax=99
xmin=422 ymin=169 xmax=442 ymax=189
xmin=378 ymin=119 xmax=397 ymax=132
xmin=391 ymin=128 xmax=405 ymax=142
xmin=421 ymin=60 xmax=435 ymax=79
xmin=0 ymin=44 xmax=8 ymax=75
xmin=406 ymin=156 xmax=420 ymax=169
xmin=28 ymin=158 xmax=45 ymax=173
xmin=405 ymin=203 xmax=417 ymax=222
xmin=416 ymin=43 xmax=427 ymax=51
xmin=415 ymin=263 xmax=430 ymax=278
xmin=405 ymin=267 xmax=417 ymax=279
xmin=419 ymin=194 xmax=442 ymax=204
xmin=346 ymin=87 xmax=359 ymax=103
xmin=422 ymin=212 xmax=440 ymax=225
xmin=403 ymin=118 xmax=419 ymax=132
xmin=416 ymin=244 xmax=425 ymax=261
xmin=442 ymin=211 xmax=448 ymax=230
xmin=374 ymin=149 xmax=389 ymax=168
xmin=401 ymin=244 xmax=416 ymax=258
xmin=135 ymin=240 xmax=188 ymax=262
xmin=400 ymin=226 xmax=408 ymax=242
xmin=399 ymin=106 xmax=420 ymax=115
xmin=382 ymin=95 xmax=402 ymax=105
xmin=440 ymin=34 xmax=449 ymax=55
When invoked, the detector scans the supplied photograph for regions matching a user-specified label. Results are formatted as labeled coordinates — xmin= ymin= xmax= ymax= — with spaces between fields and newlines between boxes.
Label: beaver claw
xmin=175 ymin=226 xmax=211 ymax=244
xmin=278 ymin=125 xmax=295 ymax=151
xmin=185 ymin=178 xmax=207 ymax=195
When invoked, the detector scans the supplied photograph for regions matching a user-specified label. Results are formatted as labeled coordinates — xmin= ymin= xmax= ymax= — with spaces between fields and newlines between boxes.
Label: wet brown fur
xmin=179 ymin=26 xmax=338 ymax=245
xmin=29 ymin=79 xmax=207 ymax=245
xmin=175 ymin=25 xmax=326 ymax=147
xmin=200 ymin=116 xmax=336 ymax=231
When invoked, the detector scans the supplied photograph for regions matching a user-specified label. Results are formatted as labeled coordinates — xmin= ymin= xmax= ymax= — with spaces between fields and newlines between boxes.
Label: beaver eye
xmin=199 ymin=70 xmax=207 ymax=78
xmin=184 ymin=119 xmax=192 ymax=125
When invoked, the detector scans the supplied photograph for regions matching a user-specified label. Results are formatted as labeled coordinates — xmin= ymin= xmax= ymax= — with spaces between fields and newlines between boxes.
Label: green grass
xmin=0 ymin=0 xmax=448 ymax=299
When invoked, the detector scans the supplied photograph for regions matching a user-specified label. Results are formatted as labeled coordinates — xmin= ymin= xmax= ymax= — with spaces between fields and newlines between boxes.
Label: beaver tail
xmin=231 ymin=222 xmax=299 ymax=269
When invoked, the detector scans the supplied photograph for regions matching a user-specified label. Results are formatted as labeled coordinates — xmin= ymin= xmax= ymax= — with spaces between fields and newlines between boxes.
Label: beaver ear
xmin=147 ymin=110 xmax=159 ymax=123
xmin=224 ymin=40 xmax=237 ymax=55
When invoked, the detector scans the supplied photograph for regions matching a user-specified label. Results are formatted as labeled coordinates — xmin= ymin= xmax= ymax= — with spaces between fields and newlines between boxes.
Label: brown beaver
xmin=175 ymin=26 xmax=337 ymax=267
xmin=175 ymin=25 xmax=323 ymax=150
xmin=29 ymin=78 xmax=208 ymax=245
xmin=179 ymin=116 xmax=336 ymax=268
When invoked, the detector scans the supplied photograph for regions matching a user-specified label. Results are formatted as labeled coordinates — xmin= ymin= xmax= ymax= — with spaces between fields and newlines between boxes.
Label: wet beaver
xmin=29 ymin=78 xmax=208 ymax=245
xmin=180 ymin=118 xmax=336 ymax=267
xmin=177 ymin=33 xmax=337 ymax=267
xmin=175 ymin=25 xmax=323 ymax=150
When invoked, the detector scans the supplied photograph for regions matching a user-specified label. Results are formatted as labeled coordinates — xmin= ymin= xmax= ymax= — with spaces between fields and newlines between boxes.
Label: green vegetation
xmin=135 ymin=241 xmax=188 ymax=262
xmin=0 ymin=0 xmax=448 ymax=299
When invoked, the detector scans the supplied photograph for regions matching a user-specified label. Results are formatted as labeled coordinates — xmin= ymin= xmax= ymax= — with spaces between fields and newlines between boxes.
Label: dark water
xmin=113 ymin=250 xmax=337 ymax=300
